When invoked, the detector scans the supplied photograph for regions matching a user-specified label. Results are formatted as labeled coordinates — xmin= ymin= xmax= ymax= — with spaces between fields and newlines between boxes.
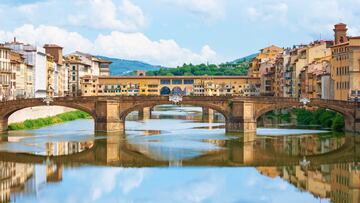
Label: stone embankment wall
xmin=8 ymin=106 xmax=74 ymax=124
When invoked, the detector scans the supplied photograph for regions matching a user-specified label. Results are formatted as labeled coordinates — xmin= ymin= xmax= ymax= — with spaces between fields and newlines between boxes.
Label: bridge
xmin=0 ymin=96 xmax=359 ymax=133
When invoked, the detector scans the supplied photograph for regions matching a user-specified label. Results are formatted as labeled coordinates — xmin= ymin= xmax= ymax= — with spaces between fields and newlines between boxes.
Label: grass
xmin=8 ymin=111 xmax=91 ymax=131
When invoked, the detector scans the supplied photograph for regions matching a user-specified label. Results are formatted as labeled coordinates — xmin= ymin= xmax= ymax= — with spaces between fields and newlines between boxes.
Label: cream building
xmin=0 ymin=45 xmax=12 ymax=101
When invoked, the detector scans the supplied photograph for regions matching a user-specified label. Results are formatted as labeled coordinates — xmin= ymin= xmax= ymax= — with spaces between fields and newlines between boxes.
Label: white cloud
xmin=163 ymin=0 xmax=226 ymax=21
xmin=246 ymin=2 xmax=288 ymax=23
xmin=118 ymin=169 xmax=146 ymax=194
xmin=243 ymin=0 xmax=360 ymax=39
xmin=68 ymin=0 xmax=146 ymax=32
xmin=0 ymin=24 xmax=93 ymax=54
xmin=0 ymin=24 xmax=218 ymax=67
xmin=94 ymin=31 xmax=219 ymax=66
xmin=174 ymin=175 xmax=223 ymax=203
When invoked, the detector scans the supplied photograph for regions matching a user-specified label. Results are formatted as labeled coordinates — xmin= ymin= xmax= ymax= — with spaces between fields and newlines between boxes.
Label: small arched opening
xmin=172 ymin=87 xmax=183 ymax=95
xmin=160 ymin=86 xmax=171 ymax=95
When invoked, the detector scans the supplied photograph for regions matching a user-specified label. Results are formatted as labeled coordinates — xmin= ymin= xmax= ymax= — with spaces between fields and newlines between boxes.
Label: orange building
xmin=331 ymin=23 xmax=360 ymax=101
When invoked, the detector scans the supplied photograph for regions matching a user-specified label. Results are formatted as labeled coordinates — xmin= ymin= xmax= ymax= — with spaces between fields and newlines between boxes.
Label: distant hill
xmin=97 ymin=56 xmax=163 ymax=76
xmin=229 ymin=53 xmax=257 ymax=64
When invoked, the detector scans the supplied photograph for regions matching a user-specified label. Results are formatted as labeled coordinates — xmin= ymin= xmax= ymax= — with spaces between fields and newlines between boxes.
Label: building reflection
xmin=257 ymin=162 xmax=360 ymax=203
xmin=0 ymin=162 xmax=34 ymax=202
xmin=45 ymin=141 xmax=94 ymax=156
xmin=0 ymin=133 xmax=358 ymax=202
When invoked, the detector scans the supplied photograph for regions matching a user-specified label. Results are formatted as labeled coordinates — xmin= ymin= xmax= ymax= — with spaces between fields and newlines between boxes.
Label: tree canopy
xmin=146 ymin=61 xmax=250 ymax=76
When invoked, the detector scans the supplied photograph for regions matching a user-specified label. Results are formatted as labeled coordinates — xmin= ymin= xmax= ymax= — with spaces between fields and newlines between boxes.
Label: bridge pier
xmin=202 ymin=107 xmax=214 ymax=122
xmin=226 ymin=101 xmax=257 ymax=133
xmin=94 ymin=100 xmax=124 ymax=133
xmin=0 ymin=119 xmax=7 ymax=133
xmin=138 ymin=107 xmax=152 ymax=120
xmin=355 ymin=107 xmax=360 ymax=134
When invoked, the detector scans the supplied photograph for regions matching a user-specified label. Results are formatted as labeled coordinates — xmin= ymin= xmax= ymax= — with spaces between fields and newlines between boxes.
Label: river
xmin=0 ymin=105 xmax=359 ymax=203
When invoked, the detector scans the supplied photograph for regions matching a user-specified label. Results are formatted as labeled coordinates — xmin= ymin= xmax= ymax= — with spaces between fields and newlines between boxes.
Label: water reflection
xmin=0 ymin=105 xmax=358 ymax=202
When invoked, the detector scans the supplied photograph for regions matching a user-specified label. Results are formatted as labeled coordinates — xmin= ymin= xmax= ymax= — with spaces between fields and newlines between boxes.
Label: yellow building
xmin=80 ymin=76 xmax=261 ymax=97
xmin=44 ymin=44 xmax=68 ymax=97
xmin=46 ymin=54 xmax=55 ymax=97
xmin=249 ymin=45 xmax=284 ymax=77
xmin=10 ymin=51 xmax=26 ymax=98
xmin=331 ymin=23 xmax=360 ymax=101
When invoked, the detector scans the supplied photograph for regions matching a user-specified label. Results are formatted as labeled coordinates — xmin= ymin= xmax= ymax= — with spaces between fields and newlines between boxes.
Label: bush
xmin=8 ymin=111 xmax=91 ymax=131
xmin=332 ymin=114 xmax=345 ymax=131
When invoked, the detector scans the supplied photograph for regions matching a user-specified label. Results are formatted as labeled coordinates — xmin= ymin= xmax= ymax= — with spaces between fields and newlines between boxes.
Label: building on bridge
xmin=79 ymin=76 xmax=261 ymax=96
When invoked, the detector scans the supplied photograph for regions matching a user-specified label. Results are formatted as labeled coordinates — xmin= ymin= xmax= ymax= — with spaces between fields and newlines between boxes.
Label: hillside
xmin=97 ymin=54 xmax=256 ymax=76
xmin=229 ymin=53 xmax=256 ymax=64
xmin=97 ymin=56 xmax=163 ymax=75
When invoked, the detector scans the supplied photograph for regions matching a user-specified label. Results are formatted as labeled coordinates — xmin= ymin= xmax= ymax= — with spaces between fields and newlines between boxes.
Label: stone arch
xmin=254 ymin=101 xmax=355 ymax=132
xmin=160 ymin=86 xmax=171 ymax=95
xmin=254 ymin=103 xmax=303 ymax=120
xmin=172 ymin=87 xmax=183 ymax=95
xmin=0 ymin=98 xmax=96 ymax=132
xmin=119 ymin=101 xmax=230 ymax=123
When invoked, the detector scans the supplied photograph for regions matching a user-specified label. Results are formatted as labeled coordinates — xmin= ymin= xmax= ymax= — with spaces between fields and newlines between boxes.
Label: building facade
xmin=331 ymin=23 xmax=360 ymax=101
xmin=80 ymin=76 xmax=261 ymax=97
xmin=0 ymin=45 xmax=12 ymax=101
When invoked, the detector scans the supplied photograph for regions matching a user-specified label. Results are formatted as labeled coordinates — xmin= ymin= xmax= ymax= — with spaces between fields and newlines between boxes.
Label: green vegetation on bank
xmin=146 ymin=61 xmax=250 ymax=76
xmin=263 ymin=108 xmax=345 ymax=132
xmin=8 ymin=111 xmax=91 ymax=131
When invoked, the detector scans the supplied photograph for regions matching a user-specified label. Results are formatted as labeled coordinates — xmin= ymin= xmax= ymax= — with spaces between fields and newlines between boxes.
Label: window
xmin=72 ymin=66 xmax=76 ymax=71
xmin=184 ymin=79 xmax=194 ymax=84
xmin=72 ymin=76 xmax=76 ymax=81
xmin=160 ymin=79 xmax=170 ymax=85
xmin=172 ymin=79 xmax=182 ymax=84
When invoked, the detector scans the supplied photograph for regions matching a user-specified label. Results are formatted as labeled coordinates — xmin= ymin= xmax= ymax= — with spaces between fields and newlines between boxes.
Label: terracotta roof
xmin=44 ymin=44 xmax=63 ymax=49
xmin=98 ymin=58 xmax=112 ymax=63
xmin=0 ymin=44 xmax=10 ymax=50
xmin=349 ymin=36 xmax=360 ymax=39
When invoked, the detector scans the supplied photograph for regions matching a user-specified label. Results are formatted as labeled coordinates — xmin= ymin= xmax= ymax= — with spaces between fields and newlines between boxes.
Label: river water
xmin=0 ymin=105 xmax=359 ymax=203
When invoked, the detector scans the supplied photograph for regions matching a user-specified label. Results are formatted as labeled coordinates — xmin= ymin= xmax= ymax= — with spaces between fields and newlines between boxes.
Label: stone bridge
xmin=0 ymin=96 xmax=359 ymax=133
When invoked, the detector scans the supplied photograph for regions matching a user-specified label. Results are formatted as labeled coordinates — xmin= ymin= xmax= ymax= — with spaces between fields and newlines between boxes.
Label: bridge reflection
xmin=0 ymin=134 xmax=359 ymax=202
xmin=0 ymin=133 xmax=358 ymax=167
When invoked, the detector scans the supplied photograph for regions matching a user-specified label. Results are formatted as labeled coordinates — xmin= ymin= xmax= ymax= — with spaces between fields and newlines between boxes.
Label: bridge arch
xmin=0 ymin=98 xmax=96 ymax=132
xmin=119 ymin=101 xmax=230 ymax=123
xmin=254 ymin=99 xmax=356 ymax=132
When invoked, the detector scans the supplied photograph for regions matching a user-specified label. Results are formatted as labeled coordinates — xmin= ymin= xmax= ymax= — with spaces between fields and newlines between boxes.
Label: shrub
xmin=8 ymin=111 xmax=91 ymax=131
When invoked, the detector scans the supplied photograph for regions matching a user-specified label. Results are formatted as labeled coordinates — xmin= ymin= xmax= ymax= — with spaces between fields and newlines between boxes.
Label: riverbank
xmin=8 ymin=111 xmax=91 ymax=130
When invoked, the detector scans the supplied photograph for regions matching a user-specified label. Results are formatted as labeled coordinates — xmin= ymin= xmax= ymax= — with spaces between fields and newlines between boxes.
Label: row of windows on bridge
xmin=160 ymin=79 xmax=194 ymax=85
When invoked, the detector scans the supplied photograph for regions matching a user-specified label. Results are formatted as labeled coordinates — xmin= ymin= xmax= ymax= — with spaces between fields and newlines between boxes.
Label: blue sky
xmin=0 ymin=0 xmax=359 ymax=66
xmin=20 ymin=167 xmax=326 ymax=203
